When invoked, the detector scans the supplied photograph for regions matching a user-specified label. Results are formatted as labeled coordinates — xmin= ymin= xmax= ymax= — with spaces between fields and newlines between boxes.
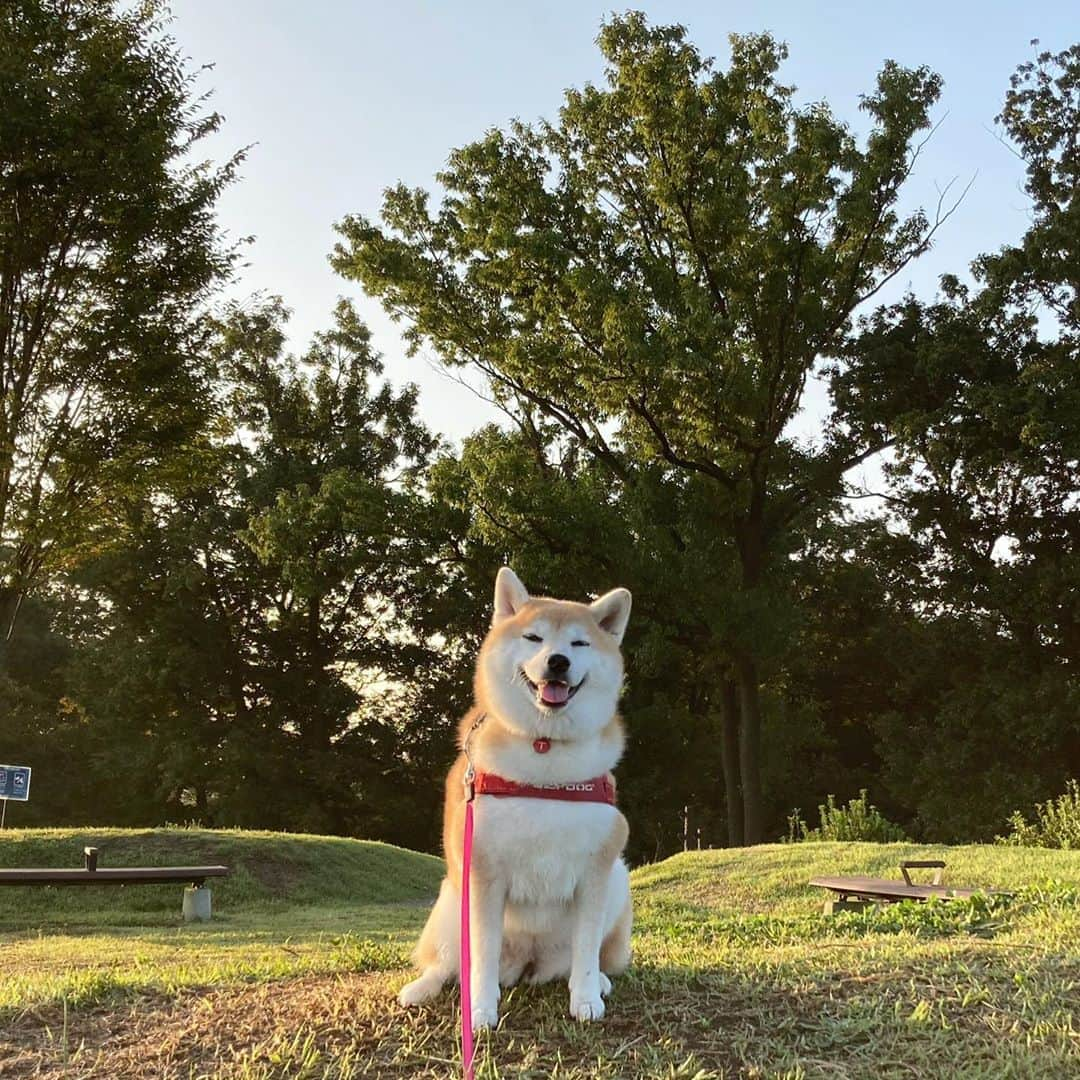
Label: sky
xmin=167 ymin=0 xmax=1073 ymax=448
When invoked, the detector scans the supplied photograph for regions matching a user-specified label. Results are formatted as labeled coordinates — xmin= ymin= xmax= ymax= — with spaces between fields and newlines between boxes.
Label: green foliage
xmin=427 ymin=422 xmax=741 ymax=861
xmin=0 ymin=0 xmax=241 ymax=636
xmin=997 ymin=780 xmax=1080 ymax=850
xmin=1 ymin=5 xmax=1078 ymax=865
xmin=22 ymin=299 xmax=461 ymax=845
xmin=786 ymin=789 xmax=908 ymax=843
xmin=833 ymin=42 xmax=1080 ymax=843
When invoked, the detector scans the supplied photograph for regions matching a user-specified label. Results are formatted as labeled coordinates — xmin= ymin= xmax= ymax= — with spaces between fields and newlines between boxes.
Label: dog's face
xmin=476 ymin=568 xmax=631 ymax=741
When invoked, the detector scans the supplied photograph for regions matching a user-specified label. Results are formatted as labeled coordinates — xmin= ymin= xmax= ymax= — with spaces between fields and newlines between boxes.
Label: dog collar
xmin=471 ymin=771 xmax=616 ymax=805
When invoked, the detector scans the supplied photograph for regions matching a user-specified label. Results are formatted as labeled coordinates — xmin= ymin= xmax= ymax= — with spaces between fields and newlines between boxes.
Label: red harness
xmin=471 ymin=771 xmax=616 ymax=805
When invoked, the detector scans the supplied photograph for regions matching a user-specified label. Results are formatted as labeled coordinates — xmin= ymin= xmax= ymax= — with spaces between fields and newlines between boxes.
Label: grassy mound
xmin=631 ymin=841 xmax=1080 ymax=916
xmin=0 ymin=827 xmax=443 ymax=926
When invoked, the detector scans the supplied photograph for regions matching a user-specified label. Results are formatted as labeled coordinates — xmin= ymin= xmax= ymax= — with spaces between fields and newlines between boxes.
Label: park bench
xmin=810 ymin=859 xmax=1002 ymax=914
xmin=0 ymin=846 xmax=229 ymax=920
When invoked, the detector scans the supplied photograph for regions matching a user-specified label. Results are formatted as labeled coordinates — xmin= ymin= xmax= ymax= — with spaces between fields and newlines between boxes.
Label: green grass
xmin=3 ymin=831 xmax=1080 ymax=1078
xmin=631 ymin=841 xmax=1080 ymax=915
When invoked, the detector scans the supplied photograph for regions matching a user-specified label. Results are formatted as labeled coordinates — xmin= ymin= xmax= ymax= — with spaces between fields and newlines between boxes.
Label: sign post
xmin=0 ymin=765 xmax=31 ymax=828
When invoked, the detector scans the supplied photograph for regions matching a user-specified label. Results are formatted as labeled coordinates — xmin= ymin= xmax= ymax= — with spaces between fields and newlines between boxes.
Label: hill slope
xmin=632 ymin=840 xmax=1080 ymax=914
xmin=0 ymin=827 xmax=443 ymax=925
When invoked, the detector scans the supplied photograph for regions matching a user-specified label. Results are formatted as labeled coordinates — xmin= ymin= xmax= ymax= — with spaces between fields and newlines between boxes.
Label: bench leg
xmin=183 ymin=886 xmax=213 ymax=922
xmin=823 ymin=897 xmax=872 ymax=915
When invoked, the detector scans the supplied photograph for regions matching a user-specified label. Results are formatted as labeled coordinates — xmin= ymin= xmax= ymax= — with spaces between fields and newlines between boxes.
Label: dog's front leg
xmin=469 ymin=872 xmax=506 ymax=1031
xmin=568 ymin=860 xmax=612 ymax=1021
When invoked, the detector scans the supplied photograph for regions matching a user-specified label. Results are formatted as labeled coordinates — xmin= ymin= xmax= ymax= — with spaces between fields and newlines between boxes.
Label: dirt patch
xmin=0 ymin=968 xmax=753 ymax=1079
xmin=236 ymin=856 xmax=305 ymax=898
xmin=2 ymin=972 xmax=406 ymax=1078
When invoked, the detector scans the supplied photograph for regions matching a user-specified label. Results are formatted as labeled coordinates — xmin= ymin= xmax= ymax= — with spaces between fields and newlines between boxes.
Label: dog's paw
xmin=471 ymin=1003 xmax=499 ymax=1031
xmin=569 ymin=991 xmax=606 ymax=1022
xmin=398 ymin=975 xmax=442 ymax=1007
xmin=599 ymin=972 xmax=612 ymax=997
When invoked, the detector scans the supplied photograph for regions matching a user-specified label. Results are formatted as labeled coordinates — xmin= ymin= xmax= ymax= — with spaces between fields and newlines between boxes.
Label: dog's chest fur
xmin=474 ymin=796 xmax=621 ymax=907
xmin=463 ymin=717 xmax=625 ymax=911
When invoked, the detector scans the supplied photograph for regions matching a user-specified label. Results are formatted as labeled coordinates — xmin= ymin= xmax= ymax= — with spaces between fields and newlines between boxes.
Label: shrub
xmin=786 ymin=789 xmax=908 ymax=843
xmin=996 ymin=780 xmax=1080 ymax=849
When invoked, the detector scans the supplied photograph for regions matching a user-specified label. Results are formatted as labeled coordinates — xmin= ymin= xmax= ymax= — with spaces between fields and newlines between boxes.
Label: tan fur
xmin=412 ymin=899 xmax=445 ymax=971
xmin=599 ymin=896 xmax=633 ymax=974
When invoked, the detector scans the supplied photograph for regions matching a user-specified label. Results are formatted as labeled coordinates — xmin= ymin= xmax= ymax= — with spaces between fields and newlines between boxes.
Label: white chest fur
xmin=473 ymin=796 xmax=622 ymax=908
xmin=469 ymin=723 xmax=623 ymax=787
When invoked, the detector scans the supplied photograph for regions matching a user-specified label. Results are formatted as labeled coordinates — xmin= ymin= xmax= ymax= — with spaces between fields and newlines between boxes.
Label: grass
xmin=2 ymin=830 xmax=1079 ymax=1078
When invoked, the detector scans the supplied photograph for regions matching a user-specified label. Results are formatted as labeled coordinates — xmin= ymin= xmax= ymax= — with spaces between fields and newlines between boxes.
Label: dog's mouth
xmin=521 ymin=672 xmax=586 ymax=709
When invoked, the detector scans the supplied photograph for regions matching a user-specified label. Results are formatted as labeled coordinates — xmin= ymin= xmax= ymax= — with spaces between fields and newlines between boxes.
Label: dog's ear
xmin=590 ymin=587 xmax=632 ymax=644
xmin=493 ymin=567 xmax=530 ymax=623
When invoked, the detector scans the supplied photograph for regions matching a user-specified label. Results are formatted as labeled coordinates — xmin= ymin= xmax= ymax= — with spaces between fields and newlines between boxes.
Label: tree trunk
xmin=0 ymin=585 xmax=25 ymax=643
xmin=736 ymin=654 xmax=764 ymax=845
xmin=718 ymin=678 xmax=744 ymax=846
xmin=733 ymin=486 xmax=767 ymax=845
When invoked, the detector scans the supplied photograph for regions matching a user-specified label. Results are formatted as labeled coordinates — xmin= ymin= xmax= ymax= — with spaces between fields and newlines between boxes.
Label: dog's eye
xmin=571 ymin=640 xmax=591 ymax=647
xmin=522 ymin=633 xmax=543 ymax=643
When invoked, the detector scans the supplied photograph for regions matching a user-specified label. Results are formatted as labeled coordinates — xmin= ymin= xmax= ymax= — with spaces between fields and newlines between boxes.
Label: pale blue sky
xmin=168 ymin=1 xmax=1072 ymax=445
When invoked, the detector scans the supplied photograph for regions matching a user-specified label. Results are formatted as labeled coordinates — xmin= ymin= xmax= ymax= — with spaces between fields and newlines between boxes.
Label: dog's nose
xmin=546 ymin=653 xmax=570 ymax=677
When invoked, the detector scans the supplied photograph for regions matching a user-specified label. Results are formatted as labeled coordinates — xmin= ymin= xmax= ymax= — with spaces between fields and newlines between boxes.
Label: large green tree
xmin=333 ymin=14 xmax=948 ymax=841
xmin=0 ymin=0 xmax=239 ymax=641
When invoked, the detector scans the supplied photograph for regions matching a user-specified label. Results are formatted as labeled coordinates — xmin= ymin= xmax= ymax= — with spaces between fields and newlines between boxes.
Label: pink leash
xmin=459 ymin=715 xmax=487 ymax=1080
xmin=460 ymin=794 xmax=476 ymax=1079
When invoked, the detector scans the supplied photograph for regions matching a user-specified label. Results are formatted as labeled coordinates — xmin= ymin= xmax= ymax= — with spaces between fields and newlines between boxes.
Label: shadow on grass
xmin=5 ymin=943 xmax=1080 ymax=1079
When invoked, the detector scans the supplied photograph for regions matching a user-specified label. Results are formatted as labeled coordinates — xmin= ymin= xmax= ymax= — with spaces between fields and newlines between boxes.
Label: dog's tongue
xmin=540 ymin=681 xmax=570 ymax=704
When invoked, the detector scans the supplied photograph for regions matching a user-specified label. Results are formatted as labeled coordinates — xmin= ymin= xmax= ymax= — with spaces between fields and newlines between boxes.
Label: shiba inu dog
xmin=398 ymin=567 xmax=633 ymax=1030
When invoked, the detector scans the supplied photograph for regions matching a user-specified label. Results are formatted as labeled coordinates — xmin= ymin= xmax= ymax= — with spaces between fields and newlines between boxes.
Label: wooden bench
xmin=810 ymin=860 xmax=1000 ymax=913
xmin=0 ymin=846 xmax=229 ymax=919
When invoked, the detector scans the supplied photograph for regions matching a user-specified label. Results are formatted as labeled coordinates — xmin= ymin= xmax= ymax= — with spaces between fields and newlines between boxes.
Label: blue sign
xmin=0 ymin=765 xmax=31 ymax=801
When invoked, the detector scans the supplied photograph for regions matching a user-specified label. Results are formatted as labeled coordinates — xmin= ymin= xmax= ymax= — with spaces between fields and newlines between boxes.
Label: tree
xmin=426 ymin=422 xmax=739 ymax=858
xmin=0 ymin=589 xmax=101 ymax=826
xmin=834 ymin=43 xmax=1080 ymax=834
xmin=332 ymin=13 xmax=948 ymax=841
xmin=0 ymin=0 xmax=240 ymax=641
xmin=66 ymin=299 xmax=455 ymax=839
